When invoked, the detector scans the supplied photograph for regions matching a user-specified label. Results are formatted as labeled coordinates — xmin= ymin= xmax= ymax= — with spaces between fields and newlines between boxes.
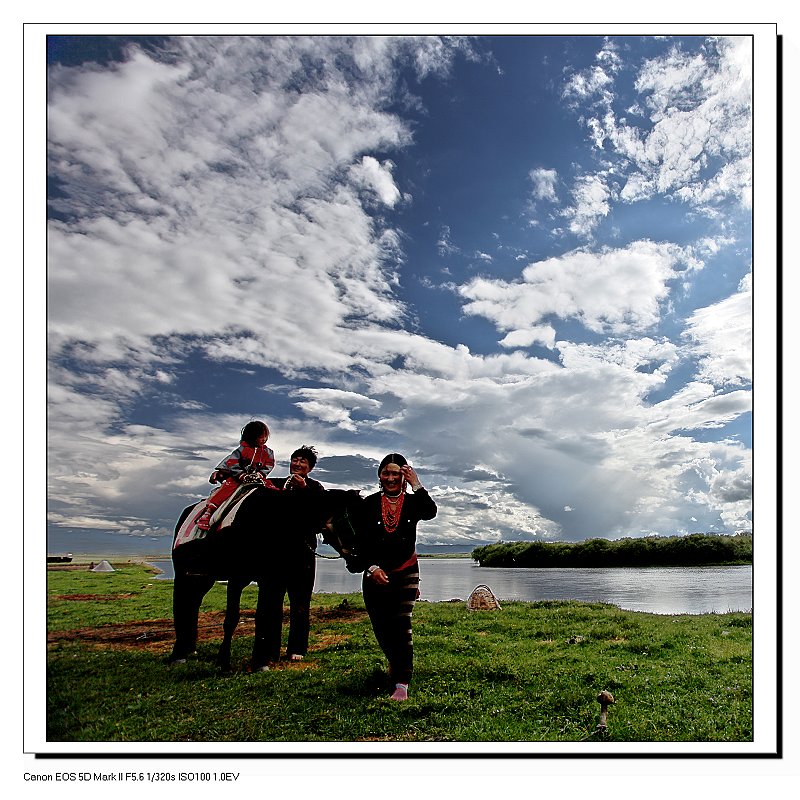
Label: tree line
xmin=471 ymin=532 xmax=753 ymax=568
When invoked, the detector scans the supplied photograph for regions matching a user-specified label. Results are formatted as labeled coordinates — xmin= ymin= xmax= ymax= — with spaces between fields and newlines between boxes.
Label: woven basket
xmin=466 ymin=584 xmax=501 ymax=611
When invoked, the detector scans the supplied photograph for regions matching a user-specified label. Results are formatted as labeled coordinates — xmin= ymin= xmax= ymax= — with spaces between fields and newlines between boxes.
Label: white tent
xmin=91 ymin=560 xmax=115 ymax=572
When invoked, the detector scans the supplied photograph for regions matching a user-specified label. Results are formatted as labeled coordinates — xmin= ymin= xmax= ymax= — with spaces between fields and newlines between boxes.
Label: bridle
xmin=315 ymin=506 xmax=359 ymax=560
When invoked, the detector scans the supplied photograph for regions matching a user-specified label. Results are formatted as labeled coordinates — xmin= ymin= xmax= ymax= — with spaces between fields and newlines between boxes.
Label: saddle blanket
xmin=173 ymin=484 xmax=259 ymax=550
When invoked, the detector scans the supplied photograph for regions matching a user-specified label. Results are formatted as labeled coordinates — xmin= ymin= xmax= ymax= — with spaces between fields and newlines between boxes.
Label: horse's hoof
xmin=215 ymin=652 xmax=231 ymax=669
xmin=167 ymin=649 xmax=196 ymax=666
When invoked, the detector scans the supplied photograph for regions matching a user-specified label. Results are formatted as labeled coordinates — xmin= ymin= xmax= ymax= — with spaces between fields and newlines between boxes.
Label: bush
xmin=472 ymin=533 xmax=752 ymax=568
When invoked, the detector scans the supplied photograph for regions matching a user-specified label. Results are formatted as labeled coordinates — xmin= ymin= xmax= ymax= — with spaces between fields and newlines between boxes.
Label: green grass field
xmin=46 ymin=564 xmax=752 ymax=743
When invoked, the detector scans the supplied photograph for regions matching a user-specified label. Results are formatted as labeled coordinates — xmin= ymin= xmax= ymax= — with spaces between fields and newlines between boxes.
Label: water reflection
xmin=445 ymin=563 xmax=753 ymax=615
xmin=151 ymin=557 xmax=752 ymax=615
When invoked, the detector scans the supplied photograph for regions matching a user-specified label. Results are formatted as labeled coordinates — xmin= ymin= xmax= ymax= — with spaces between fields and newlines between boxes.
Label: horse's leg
xmin=251 ymin=577 xmax=286 ymax=671
xmin=169 ymin=572 xmax=214 ymax=663
xmin=217 ymin=577 xmax=247 ymax=671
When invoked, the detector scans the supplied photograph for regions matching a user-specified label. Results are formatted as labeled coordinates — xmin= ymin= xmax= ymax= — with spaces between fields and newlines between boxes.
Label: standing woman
xmin=354 ymin=453 xmax=437 ymax=701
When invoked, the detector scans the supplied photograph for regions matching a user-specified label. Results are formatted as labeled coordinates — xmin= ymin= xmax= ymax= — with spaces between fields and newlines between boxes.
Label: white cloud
xmin=353 ymin=345 xmax=750 ymax=539
xmin=424 ymin=484 xmax=561 ymax=543
xmin=619 ymin=171 xmax=654 ymax=202
xmin=529 ymin=167 xmax=558 ymax=201
xmin=648 ymin=383 xmax=751 ymax=435
xmin=292 ymin=388 xmax=382 ymax=431
xmin=595 ymin=39 xmax=623 ymax=73
xmin=499 ymin=325 xmax=557 ymax=350
xmin=349 ymin=156 xmax=402 ymax=207
xmin=682 ymin=271 xmax=752 ymax=386
xmin=594 ymin=37 xmax=752 ymax=210
xmin=563 ymin=62 xmax=615 ymax=109
xmin=458 ymin=240 xmax=694 ymax=337
xmin=437 ymin=225 xmax=459 ymax=256
xmin=45 ymin=36 xmax=469 ymax=531
xmin=48 ymin=37 xmax=475 ymax=368
xmin=565 ymin=174 xmax=611 ymax=237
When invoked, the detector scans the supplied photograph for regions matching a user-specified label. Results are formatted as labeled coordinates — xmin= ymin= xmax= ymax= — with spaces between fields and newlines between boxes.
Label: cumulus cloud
xmin=458 ymin=240 xmax=695 ymax=337
xmin=499 ymin=325 xmax=557 ymax=350
xmin=292 ymin=388 xmax=382 ymax=431
xmin=529 ymin=167 xmax=558 ymax=201
xmin=349 ymin=156 xmax=402 ymax=207
xmin=682 ymin=271 xmax=752 ymax=386
xmin=351 ymin=342 xmax=749 ymax=540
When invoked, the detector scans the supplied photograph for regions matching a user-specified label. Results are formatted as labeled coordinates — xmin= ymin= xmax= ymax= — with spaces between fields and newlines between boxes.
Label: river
xmin=149 ymin=557 xmax=752 ymax=615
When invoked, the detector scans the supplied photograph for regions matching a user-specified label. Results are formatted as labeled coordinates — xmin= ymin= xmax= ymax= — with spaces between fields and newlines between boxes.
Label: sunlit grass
xmin=46 ymin=565 xmax=752 ymax=743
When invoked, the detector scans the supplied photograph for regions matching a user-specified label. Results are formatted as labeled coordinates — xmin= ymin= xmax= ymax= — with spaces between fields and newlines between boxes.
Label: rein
xmin=315 ymin=506 xmax=359 ymax=560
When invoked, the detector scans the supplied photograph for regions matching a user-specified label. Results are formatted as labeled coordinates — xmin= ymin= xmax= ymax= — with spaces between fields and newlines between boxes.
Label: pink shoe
xmin=390 ymin=684 xmax=408 ymax=701
xmin=196 ymin=506 xmax=215 ymax=531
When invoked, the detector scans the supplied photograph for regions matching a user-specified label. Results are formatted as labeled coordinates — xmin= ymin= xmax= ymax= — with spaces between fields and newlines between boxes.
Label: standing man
xmin=253 ymin=445 xmax=324 ymax=666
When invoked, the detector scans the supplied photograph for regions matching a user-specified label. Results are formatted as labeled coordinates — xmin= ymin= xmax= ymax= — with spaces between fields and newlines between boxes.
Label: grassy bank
xmin=46 ymin=565 xmax=752 ymax=743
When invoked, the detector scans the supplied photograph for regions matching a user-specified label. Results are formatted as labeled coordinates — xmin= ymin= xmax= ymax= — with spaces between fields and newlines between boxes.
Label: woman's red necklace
xmin=381 ymin=491 xmax=405 ymax=533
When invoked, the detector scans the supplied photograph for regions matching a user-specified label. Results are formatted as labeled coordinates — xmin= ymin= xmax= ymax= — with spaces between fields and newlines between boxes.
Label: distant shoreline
xmin=46 ymin=554 xmax=172 ymax=565
xmin=45 ymin=551 xmax=476 ymax=564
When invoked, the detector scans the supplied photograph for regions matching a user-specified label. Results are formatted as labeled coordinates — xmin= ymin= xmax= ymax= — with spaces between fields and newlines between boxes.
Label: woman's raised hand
xmin=400 ymin=465 xmax=422 ymax=491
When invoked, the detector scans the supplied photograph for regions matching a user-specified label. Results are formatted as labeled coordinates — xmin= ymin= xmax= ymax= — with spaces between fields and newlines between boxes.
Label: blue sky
xmin=45 ymin=34 xmax=754 ymax=552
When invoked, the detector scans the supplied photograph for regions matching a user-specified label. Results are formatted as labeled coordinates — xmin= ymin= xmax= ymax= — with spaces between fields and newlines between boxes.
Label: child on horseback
xmin=195 ymin=420 xmax=276 ymax=530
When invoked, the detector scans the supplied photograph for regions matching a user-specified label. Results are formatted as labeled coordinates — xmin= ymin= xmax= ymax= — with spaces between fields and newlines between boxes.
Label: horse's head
xmin=319 ymin=489 xmax=362 ymax=567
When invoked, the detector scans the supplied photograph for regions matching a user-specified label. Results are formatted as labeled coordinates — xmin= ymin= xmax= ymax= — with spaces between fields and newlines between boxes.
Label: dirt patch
xmin=310 ymin=633 xmax=352 ymax=650
xmin=47 ymin=614 xmax=221 ymax=653
xmin=47 ymin=606 xmax=368 ymax=655
xmin=48 ymin=563 xmax=158 ymax=571
xmin=52 ymin=593 xmax=136 ymax=602
xmin=310 ymin=606 xmax=367 ymax=623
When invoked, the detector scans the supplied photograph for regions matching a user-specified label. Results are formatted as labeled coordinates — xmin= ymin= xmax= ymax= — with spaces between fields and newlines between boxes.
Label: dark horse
xmin=169 ymin=486 xmax=361 ymax=670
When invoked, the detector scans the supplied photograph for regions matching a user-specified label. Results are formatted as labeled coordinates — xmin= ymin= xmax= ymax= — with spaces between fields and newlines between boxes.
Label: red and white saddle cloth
xmin=173 ymin=483 xmax=262 ymax=550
